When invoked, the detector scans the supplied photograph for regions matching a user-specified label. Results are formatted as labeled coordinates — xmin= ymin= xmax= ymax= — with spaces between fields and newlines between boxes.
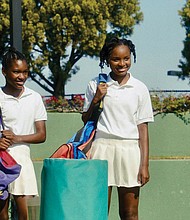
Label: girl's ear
xmin=2 ymin=67 xmax=6 ymax=76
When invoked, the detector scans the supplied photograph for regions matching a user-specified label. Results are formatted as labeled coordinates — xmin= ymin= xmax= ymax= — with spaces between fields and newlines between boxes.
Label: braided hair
xmin=2 ymin=47 xmax=27 ymax=70
xmin=99 ymin=37 xmax=136 ymax=69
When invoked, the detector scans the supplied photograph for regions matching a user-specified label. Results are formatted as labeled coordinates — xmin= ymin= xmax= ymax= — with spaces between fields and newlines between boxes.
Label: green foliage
xmin=178 ymin=0 xmax=190 ymax=79
xmin=151 ymin=92 xmax=190 ymax=124
xmin=44 ymin=92 xmax=190 ymax=124
xmin=0 ymin=0 xmax=10 ymax=54
xmin=0 ymin=0 xmax=143 ymax=97
xmin=44 ymin=95 xmax=85 ymax=112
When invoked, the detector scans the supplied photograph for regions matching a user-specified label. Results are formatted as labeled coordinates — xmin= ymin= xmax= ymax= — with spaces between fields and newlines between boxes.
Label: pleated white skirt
xmin=90 ymin=135 xmax=141 ymax=188
xmin=7 ymin=145 xmax=38 ymax=196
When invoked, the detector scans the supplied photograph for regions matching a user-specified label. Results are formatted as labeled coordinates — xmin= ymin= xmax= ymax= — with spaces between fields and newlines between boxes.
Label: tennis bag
xmin=40 ymin=159 xmax=108 ymax=220
xmin=0 ymin=150 xmax=21 ymax=200
xmin=40 ymin=73 xmax=108 ymax=220
xmin=0 ymin=110 xmax=21 ymax=200
xmin=50 ymin=120 xmax=96 ymax=159
xmin=50 ymin=73 xmax=107 ymax=159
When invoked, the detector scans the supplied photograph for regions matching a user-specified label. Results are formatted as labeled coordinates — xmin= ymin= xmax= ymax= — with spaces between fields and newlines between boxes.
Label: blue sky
xmin=1 ymin=0 xmax=189 ymax=96
xmin=63 ymin=0 xmax=190 ymax=95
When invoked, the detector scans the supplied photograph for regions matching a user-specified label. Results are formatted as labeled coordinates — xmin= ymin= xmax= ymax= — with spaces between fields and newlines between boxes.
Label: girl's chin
xmin=14 ymin=85 xmax=24 ymax=90
xmin=115 ymin=71 xmax=128 ymax=76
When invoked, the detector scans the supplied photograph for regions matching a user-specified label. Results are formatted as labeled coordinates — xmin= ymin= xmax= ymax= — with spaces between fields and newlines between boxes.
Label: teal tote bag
xmin=40 ymin=159 xmax=108 ymax=220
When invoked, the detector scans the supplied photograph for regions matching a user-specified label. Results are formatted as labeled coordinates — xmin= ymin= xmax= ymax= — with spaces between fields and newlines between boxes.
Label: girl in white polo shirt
xmin=82 ymin=37 xmax=154 ymax=220
xmin=0 ymin=48 xmax=47 ymax=220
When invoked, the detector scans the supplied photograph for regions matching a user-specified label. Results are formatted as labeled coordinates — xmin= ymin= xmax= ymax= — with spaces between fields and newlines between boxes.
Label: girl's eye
xmin=13 ymin=71 xmax=20 ymax=74
xmin=111 ymin=57 xmax=130 ymax=62
xmin=12 ymin=71 xmax=29 ymax=75
xmin=112 ymin=58 xmax=120 ymax=62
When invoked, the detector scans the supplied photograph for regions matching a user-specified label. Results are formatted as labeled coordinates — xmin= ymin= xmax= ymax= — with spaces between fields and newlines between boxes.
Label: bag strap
xmin=0 ymin=107 xmax=4 ymax=130
xmin=98 ymin=73 xmax=107 ymax=109
xmin=98 ymin=73 xmax=107 ymax=84
xmin=88 ymin=73 xmax=108 ymax=124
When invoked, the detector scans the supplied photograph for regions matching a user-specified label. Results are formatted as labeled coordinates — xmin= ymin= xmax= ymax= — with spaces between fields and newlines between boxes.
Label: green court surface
xmin=28 ymin=113 xmax=190 ymax=220
xmin=109 ymin=160 xmax=190 ymax=220
xmin=31 ymin=160 xmax=190 ymax=220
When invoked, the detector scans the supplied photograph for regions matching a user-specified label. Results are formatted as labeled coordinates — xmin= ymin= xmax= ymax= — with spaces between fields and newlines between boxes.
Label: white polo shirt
xmin=0 ymin=86 xmax=47 ymax=135
xmin=83 ymin=73 xmax=154 ymax=139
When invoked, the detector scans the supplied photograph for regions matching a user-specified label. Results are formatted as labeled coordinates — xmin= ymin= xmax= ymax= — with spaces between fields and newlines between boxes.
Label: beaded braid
xmin=99 ymin=37 xmax=136 ymax=69
xmin=2 ymin=47 xmax=26 ymax=70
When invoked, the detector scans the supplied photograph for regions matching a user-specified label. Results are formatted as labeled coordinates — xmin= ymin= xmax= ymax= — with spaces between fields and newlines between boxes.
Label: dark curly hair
xmin=99 ymin=37 xmax=136 ymax=69
xmin=2 ymin=47 xmax=27 ymax=70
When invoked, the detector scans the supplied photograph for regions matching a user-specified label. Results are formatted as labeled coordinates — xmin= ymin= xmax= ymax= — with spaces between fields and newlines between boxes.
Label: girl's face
xmin=2 ymin=59 xmax=29 ymax=90
xmin=108 ymin=45 xmax=131 ymax=77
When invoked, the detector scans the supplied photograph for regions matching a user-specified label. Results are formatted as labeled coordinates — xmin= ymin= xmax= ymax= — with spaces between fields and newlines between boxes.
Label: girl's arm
xmin=1 ymin=120 xmax=46 ymax=145
xmin=137 ymin=122 xmax=150 ymax=186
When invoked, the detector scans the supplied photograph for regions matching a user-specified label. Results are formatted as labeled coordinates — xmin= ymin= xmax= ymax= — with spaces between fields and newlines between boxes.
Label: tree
xmin=0 ymin=0 xmax=10 ymax=55
xmin=1 ymin=0 xmax=143 ymax=97
xmin=179 ymin=0 xmax=190 ymax=80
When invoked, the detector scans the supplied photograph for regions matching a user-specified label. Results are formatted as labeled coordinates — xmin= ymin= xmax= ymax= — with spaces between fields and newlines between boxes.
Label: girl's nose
xmin=18 ymin=72 xmax=27 ymax=79
xmin=118 ymin=59 xmax=125 ymax=66
xmin=19 ymin=73 xmax=25 ymax=78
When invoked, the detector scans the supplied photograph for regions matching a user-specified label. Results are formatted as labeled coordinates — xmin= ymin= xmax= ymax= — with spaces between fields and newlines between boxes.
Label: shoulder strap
xmin=88 ymin=73 xmax=107 ymax=124
xmin=0 ymin=107 xmax=4 ymax=130
xmin=99 ymin=73 xmax=107 ymax=84
xmin=98 ymin=73 xmax=107 ymax=109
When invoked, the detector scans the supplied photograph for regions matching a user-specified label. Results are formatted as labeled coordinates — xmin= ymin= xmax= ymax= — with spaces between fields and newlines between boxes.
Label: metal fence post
xmin=9 ymin=0 xmax=22 ymax=52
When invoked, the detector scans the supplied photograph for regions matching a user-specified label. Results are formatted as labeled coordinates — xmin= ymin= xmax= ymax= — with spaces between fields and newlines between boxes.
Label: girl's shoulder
xmin=86 ymin=75 xmax=99 ymax=90
xmin=23 ymin=87 xmax=44 ymax=103
xmin=89 ymin=73 xmax=108 ymax=86
xmin=24 ymin=86 xmax=42 ymax=97
xmin=129 ymin=75 xmax=149 ymax=90
xmin=89 ymin=75 xmax=99 ymax=84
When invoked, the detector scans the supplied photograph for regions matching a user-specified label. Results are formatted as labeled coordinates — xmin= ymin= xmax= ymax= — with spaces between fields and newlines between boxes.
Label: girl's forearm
xmin=138 ymin=123 xmax=149 ymax=166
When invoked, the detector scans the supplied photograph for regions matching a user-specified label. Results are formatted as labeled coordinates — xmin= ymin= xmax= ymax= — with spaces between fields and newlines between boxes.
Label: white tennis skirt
xmin=90 ymin=136 xmax=141 ymax=188
xmin=7 ymin=144 xmax=38 ymax=196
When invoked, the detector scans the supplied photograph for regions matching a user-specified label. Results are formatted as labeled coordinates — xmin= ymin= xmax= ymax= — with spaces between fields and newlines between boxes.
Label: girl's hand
xmin=0 ymin=135 xmax=12 ymax=150
xmin=82 ymin=83 xmax=108 ymax=124
xmin=138 ymin=165 xmax=150 ymax=187
xmin=93 ymin=83 xmax=108 ymax=104
xmin=1 ymin=130 xmax=19 ymax=145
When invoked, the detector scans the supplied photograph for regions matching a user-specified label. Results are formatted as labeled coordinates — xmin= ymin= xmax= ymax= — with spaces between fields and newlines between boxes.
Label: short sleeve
xmin=83 ymin=77 xmax=98 ymax=112
xmin=34 ymin=93 xmax=47 ymax=121
xmin=136 ymin=85 xmax=154 ymax=125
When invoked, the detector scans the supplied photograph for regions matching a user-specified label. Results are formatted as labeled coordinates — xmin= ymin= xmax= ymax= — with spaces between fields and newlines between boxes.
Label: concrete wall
xmin=31 ymin=113 xmax=190 ymax=160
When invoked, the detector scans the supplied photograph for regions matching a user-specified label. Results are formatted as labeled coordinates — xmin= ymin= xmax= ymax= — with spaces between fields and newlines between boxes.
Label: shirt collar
xmin=0 ymin=86 xmax=32 ymax=100
xmin=22 ymin=86 xmax=32 ymax=97
xmin=106 ymin=72 xmax=135 ymax=88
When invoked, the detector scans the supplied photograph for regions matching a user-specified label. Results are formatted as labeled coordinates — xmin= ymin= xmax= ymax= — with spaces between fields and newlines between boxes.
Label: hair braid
xmin=2 ymin=47 xmax=26 ymax=70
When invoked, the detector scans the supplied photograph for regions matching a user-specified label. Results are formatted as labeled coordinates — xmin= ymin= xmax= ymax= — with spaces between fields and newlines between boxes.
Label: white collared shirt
xmin=83 ymin=72 xmax=154 ymax=139
xmin=0 ymin=86 xmax=47 ymax=136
